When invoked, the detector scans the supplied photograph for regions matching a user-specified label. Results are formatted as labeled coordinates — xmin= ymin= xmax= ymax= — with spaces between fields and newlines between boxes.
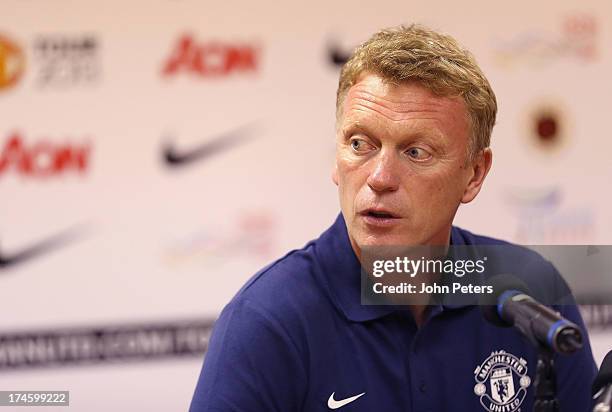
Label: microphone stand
xmin=534 ymin=347 xmax=560 ymax=412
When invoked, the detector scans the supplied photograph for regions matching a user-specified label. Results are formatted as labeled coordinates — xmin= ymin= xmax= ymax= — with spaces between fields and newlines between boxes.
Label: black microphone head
xmin=593 ymin=350 xmax=612 ymax=396
xmin=479 ymin=274 xmax=531 ymax=327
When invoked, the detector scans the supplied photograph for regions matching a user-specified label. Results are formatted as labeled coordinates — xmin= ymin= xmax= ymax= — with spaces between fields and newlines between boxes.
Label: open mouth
xmin=361 ymin=209 xmax=399 ymax=220
xmin=367 ymin=211 xmax=394 ymax=218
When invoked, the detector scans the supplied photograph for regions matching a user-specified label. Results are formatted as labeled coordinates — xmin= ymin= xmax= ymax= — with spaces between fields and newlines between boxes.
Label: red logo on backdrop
xmin=562 ymin=14 xmax=597 ymax=60
xmin=492 ymin=13 xmax=598 ymax=67
xmin=0 ymin=132 xmax=91 ymax=178
xmin=162 ymin=34 xmax=259 ymax=77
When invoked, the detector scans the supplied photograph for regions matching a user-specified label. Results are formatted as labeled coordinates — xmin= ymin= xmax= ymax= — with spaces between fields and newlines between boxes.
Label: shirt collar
xmin=444 ymin=226 xmax=477 ymax=310
xmin=314 ymin=214 xmax=473 ymax=322
xmin=314 ymin=214 xmax=396 ymax=322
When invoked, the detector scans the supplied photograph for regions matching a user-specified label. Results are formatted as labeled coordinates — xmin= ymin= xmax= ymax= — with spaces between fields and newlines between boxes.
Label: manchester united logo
xmin=0 ymin=34 xmax=25 ymax=91
xmin=474 ymin=350 xmax=531 ymax=412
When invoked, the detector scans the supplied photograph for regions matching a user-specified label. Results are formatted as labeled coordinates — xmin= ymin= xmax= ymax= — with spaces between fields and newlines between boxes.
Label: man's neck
xmin=348 ymin=227 xmax=454 ymax=328
xmin=411 ymin=305 xmax=429 ymax=328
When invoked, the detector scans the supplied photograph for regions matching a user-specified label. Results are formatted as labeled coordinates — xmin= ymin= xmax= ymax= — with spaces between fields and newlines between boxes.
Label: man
xmin=190 ymin=25 xmax=596 ymax=411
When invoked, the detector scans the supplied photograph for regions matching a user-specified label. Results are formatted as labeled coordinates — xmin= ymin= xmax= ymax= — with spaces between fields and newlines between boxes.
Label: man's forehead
xmin=340 ymin=74 xmax=469 ymax=128
xmin=345 ymin=74 xmax=465 ymax=113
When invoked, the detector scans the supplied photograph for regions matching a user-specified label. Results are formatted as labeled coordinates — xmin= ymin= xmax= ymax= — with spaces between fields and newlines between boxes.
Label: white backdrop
xmin=1 ymin=0 xmax=611 ymax=410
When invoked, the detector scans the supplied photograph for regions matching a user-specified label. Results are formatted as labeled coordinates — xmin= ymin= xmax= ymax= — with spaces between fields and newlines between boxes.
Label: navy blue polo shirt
xmin=190 ymin=214 xmax=597 ymax=412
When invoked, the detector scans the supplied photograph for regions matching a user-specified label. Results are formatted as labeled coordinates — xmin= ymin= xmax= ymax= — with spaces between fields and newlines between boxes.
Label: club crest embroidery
xmin=473 ymin=350 xmax=531 ymax=412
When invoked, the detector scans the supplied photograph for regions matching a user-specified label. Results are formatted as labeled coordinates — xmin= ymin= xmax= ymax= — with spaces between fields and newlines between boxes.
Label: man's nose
xmin=366 ymin=151 xmax=400 ymax=193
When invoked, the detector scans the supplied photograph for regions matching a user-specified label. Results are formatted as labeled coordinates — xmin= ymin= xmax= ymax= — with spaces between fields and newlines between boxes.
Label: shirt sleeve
xmin=189 ymin=298 xmax=307 ymax=412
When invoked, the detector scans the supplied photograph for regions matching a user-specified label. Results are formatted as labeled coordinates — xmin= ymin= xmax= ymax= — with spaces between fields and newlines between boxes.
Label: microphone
xmin=480 ymin=274 xmax=584 ymax=354
xmin=593 ymin=351 xmax=612 ymax=412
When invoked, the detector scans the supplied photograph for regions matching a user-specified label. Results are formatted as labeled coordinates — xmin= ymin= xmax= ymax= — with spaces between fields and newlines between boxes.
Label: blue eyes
xmin=407 ymin=147 xmax=429 ymax=160
xmin=351 ymin=140 xmax=365 ymax=150
xmin=349 ymin=139 xmax=431 ymax=161
xmin=350 ymin=139 xmax=376 ymax=153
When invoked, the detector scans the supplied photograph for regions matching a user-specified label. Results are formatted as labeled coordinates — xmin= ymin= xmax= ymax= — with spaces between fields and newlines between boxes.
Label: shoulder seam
xmin=237 ymin=244 xmax=314 ymax=295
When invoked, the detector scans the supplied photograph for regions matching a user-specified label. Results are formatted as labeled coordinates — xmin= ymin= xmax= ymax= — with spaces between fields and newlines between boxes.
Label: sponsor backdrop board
xmin=1 ymin=0 xmax=611 ymax=410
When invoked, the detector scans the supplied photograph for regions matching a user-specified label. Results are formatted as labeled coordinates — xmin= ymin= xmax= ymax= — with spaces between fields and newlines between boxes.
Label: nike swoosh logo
xmin=0 ymin=225 xmax=87 ymax=270
xmin=327 ymin=392 xmax=365 ymax=409
xmin=328 ymin=44 xmax=352 ymax=67
xmin=162 ymin=124 xmax=258 ymax=168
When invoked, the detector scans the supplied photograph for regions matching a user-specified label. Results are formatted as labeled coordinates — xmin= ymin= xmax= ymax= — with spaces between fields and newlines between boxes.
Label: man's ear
xmin=461 ymin=148 xmax=493 ymax=204
xmin=331 ymin=162 xmax=339 ymax=186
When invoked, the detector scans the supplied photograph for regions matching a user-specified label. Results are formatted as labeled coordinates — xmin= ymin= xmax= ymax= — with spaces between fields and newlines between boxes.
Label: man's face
xmin=333 ymin=73 xmax=491 ymax=254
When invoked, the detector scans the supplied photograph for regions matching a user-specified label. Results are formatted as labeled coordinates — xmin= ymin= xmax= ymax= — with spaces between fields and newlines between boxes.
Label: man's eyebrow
xmin=341 ymin=123 xmax=372 ymax=138
xmin=408 ymin=128 xmax=447 ymax=144
xmin=342 ymin=121 xmax=446 ymax=145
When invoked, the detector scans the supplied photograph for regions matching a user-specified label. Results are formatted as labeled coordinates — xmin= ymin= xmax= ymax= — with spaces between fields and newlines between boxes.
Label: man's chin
xmin=355 ymin=232 xmax=415 ymax=248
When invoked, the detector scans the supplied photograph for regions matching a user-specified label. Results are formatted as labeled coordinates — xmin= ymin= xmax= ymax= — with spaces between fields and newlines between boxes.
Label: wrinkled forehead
xmin=338 ymin=74 xmax=470 ymax=130
xmin=340 ymin=71 xmax=463 ymax=107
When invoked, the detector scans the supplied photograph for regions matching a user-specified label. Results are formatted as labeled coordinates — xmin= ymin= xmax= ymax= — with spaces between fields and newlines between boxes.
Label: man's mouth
xmin=359 ymin=208 xmax=400 ymax=224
